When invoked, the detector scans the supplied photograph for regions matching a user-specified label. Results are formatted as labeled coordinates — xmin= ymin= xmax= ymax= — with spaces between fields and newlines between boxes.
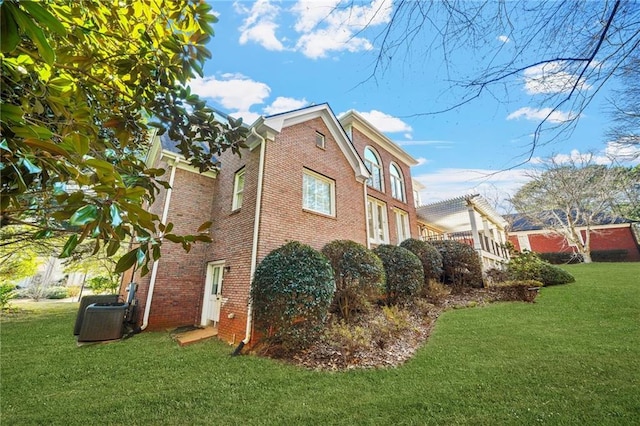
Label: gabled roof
xmin=506 ymin=212 xmax=634 ymax=232
xmin=339 ymin=110 xmax=418 ymax=167
xmin=417 ymin=194 xmax=507 ymax=233
xmin=252 ymin=103 xmax=370 ymax=182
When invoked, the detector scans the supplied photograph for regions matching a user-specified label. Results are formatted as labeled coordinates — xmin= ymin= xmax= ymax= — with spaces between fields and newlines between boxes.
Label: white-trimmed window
xmin=303 ymin=169 xmax=335 ymax=216
xmin=394 ymin=208 xmax=410 ymax=244
xmin=364 ymin=147 xmax=383 ymax=192
xmin=315 ymin=132 xmax=325 ymax=149
xmin=390 ymin=163 xmax=405 ymax=202
xmin=232 ymin=168 xmax=245 ymax=210
xmin=367 ymin=197 xmax=389 ymax=244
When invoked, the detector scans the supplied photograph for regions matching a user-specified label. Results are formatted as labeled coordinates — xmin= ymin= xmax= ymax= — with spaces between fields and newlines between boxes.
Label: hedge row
xmin=251 ymin=239 xmax=483 ymax=351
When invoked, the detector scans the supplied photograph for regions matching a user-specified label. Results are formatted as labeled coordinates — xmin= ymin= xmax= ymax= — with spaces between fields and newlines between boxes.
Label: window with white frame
xmin=364 ymin=147 xmax=383 ymax=192
xmin=302 ymin=169 xmax=335 ymax=216
xmin=394 ymin=208 xmax=410 ymax=244
xmin=232 ymin=168 xmax=245 ymax=210
xmin=367 ymin=197 xmax=389 ymax=244
xmin=390 ymin=163 xmax=405 ymax=202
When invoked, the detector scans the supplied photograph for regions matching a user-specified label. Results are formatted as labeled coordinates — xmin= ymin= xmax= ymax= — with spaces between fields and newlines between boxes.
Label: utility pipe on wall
xmin=141 ymin=156 xmax=179 ymax=331
xmin=233 ymin=127 xmax=266 ymax=354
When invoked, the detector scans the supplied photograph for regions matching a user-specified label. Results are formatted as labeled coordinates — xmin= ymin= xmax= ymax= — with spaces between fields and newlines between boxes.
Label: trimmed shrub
xmin=400 ymin=238 xmax=443 ymax=283
xmin=484 ymin=267 xmax=510 ymax=284
xmin=430 ymin=240 xmax=483 ymax=288
xmin=251 ymin=241 xmax=335 ymax=352
xmin=538 ymin=263 xmax=575 ymax=286
xmin=45 ymin=286 xmax=69 ymax=299
xmin=0 ymin=283 xmax=17 ymax=309
xmin=538 ymin=252 xmax=583 ymax=264
xmin=373 ymin=245 xmax=423 ymax=304
xmin=508 ymin=250 xmax=575 ymax=286
xmin=321 ymin=240 xmax=385 ymax=321
xmin=591 ymin=249 xmax=629 ymax=262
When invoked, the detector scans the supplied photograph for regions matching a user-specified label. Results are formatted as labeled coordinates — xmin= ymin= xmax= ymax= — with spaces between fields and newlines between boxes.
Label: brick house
xmin=123 ymin=104 xmax=420 ymax=346
xmin=506 ymin=213 xmax=640 ymax=262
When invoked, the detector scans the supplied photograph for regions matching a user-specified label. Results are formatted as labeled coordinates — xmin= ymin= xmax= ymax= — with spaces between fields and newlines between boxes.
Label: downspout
xmin=233 ymin=127 xmax=266 ymax=355
xmin=140 ymin=156 xmax=179 ymax=331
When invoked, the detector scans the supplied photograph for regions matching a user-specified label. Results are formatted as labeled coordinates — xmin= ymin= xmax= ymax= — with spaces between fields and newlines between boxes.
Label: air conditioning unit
xmin=78 ymin=303 xmax=127 ymax=342
xmin=74 ymin=295 xmax=119 ymax=335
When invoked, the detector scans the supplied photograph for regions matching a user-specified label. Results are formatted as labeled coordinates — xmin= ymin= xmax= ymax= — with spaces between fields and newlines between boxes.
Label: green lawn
xmin=2 ymin=263 xmax=639 ymax=425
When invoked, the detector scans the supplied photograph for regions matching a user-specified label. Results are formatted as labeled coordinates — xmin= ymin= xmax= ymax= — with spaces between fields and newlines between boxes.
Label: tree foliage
xmin=0 ymin=0 xmax=248 ymax=275
xmin=510 ymin=154 xmax=632 ymax=262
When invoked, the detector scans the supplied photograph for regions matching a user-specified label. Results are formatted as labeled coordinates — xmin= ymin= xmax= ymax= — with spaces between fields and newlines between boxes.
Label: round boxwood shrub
xmin=538 ymin=263 xmax=575 ymax=286
xmin=251 ymin=241 xmax=335 ymax=352
xmin=400 ymin=238 xmax=443 ymax=283
xmin=430 ymin=240 xmax=483 ymax=288
xmin=322 ymin=240 xmax=385 ymax=321
xmin=373 ymin=244 xmax=423 ymax=304
xmin=507 ymin=250 xmax=575 ymax=286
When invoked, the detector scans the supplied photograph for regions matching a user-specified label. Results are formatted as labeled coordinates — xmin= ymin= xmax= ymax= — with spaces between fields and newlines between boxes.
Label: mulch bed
xmin=256 ymin=287 xmax=538 ymax=371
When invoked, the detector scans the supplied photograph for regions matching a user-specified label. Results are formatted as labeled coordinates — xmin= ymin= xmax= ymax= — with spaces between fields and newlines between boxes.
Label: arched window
xmin=390 ymin=163 xmax=405 ymax=202
xmin=364 ymin=147 xmax=383 ymax=191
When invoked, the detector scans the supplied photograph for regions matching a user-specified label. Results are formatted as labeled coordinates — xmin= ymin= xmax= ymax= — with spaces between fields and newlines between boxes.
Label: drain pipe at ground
xmin=233 ymin=127 xmax=266 ymax=356
xmin=140 ymin=156 xmax=179 ymax=331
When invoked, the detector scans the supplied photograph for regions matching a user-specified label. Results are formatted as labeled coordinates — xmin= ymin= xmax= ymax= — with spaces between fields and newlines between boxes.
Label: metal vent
xmin=78 ymin=303 xmax=127 ymax=342
xmin=74 ymin=295 xmax=119 ymax=335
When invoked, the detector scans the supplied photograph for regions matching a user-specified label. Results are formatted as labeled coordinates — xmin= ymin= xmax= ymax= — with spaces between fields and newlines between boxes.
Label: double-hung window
xmin=390 ymin=163 xmax=405 ymax=202
xmin=303 ymin=169 xmax=335 ymax=216
xmin=232 ymin=168 xmax=245 ymax=210
xmin=367 ymin=197 xmax=389 ymax=244
xmin=394 ymin=208 xmax=410 ymax=244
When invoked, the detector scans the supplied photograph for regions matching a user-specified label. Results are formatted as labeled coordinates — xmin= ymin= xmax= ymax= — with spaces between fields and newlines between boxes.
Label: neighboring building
xmin=507 ymin=213 xmax=640 ymax=262
xmin=123 ymin=104 xmax=421 ymax=345
xmin=416 ymin=195 xmax=511 ymax=270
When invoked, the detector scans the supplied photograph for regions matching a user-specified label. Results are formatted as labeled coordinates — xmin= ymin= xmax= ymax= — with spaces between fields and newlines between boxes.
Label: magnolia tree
xmin=510 ymin=154 xmax=632 ymax=263
xmin=0 ymin=1 xmax=248 ymax=275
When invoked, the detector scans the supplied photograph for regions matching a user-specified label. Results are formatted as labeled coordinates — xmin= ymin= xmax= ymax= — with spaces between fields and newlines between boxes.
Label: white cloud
xmin=605 ymin=139 xmax=640 ymax=162
xmin=523 ymin=61 xmax=591 ymax=95
xmin=237 ymin=0 xmax=285 ymax=51
xmin=414 ymin=168 xmax=531 ymax=212
xmin=263 ymin=96 xmax=309 ymax=115
xmin=189 ymin=74 xmax=272 ymax=123
xmin=497 ymin=35 xmax=510 ymax=43
xmin=415 ymin=157 xmax=429 ymax=166
xmin=532 ymin=146 xmax=640 ymax=166
xmin=234 ymin=0 xmax=393 ymax=59
xmin=292 ymin=0 xmax=393 ymax=58
xmin=356 ymin=109 xmax=412 ymax=133
xmin=507 ymin=107 xmax=576 ymax=124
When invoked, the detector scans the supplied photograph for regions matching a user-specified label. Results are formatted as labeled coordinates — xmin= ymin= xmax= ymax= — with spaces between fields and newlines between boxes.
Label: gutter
xmin=233 ymin=127 xmax=266 ymax=355
xmin=141 ymin=156 xmax=179 ymax=331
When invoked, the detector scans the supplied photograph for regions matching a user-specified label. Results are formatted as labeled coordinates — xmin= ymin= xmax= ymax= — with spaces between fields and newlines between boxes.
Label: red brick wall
xmin=257 ymin=118 xmax=368 ymax=259
xmin=349 ymin=127 xmax=419 ymax=244
xmin=130 ymin=161 xmax=217 ymax=330
xmin=508 ymin=226 xmax=640 ymax=261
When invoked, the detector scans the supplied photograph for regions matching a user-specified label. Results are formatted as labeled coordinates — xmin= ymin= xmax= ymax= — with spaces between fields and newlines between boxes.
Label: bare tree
xmin=607 ymin=52 xmax=640 ymax=157
xmin=367 ymin=0 xmax=640 ymax=164
xmin=510 ymin=153 xmax=629 ymax=263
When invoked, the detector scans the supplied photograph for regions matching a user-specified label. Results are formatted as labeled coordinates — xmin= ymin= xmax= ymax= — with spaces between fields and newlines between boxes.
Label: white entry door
xmin=201 ymin=262 xmax=224 ymax=326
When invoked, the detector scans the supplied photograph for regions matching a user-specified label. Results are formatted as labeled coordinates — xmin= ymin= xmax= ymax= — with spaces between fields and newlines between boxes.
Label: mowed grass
xmin=1 ymin=263 xmax=638 ymax=425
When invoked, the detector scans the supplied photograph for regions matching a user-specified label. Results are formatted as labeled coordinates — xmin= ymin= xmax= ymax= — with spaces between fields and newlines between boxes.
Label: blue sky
xmin=190 ymin=0 xmax=639 ymax=210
